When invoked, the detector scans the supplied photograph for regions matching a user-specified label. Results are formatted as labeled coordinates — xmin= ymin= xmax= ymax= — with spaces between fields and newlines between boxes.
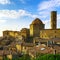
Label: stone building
xmin=2 ymin=11 xmax=60 ymax=57
xmin=40 ymin=29 xmax=60 ymax=39
xmin=3 ymin=28 xmax=30 ymax=42
xmin=32 ymin=11 xmax=60 ymax=46
xmin=20 ymin=28 xmax=30 ymax=39
xmin=40 ymin=11 xmax=60 ymax=39
xmin=30 ymin=11 xmax=59 ymax=39
xmin=3 ymin=30 xmax=20 ymax=38
xmin=3 ymin=11 xmax=60 ymax=43
xmin=30 ymin=18 xmax=45 ymax=37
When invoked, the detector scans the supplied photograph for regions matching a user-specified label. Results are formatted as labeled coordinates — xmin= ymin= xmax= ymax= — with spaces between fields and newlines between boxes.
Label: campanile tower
xmin=51 ymin=11 xmax=57 ymax=29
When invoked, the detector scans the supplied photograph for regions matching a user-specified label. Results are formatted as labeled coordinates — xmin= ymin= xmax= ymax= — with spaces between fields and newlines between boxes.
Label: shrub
xmin=35 ymin=54 xmax=60 ymax=60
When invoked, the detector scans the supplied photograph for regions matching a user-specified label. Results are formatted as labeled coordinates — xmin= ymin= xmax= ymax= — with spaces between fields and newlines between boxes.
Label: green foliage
xmin=12 ymin=57 xmax=20 ymax=60
xmin=35 ymin=54 xmax=60 ymax=60
xmin=3 ymin=56 xmax=9 ymax=60
xmin=19 ymin=54 xmax=31 ymax=60
xmin=3 ymin=54 xmax=60 ymax=60
xmin=12 ymin=54 xmax=31 ymax=60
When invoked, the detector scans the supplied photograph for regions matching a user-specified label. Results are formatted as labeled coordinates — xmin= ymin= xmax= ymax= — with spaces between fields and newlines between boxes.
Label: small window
xmin=55 ymin=31 xmax=56 ymax=33
xmin=42 ymin=36 xmax=43 ymax=37
xmin=45 ymin=36 xmax=46 ymax=37
xmin=55 ymin=36 xmax=56 ymax=38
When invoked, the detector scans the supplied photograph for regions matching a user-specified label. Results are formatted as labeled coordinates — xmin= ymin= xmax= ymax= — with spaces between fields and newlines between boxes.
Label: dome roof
xmin=32 ymin=18 xmax=43 ymax=24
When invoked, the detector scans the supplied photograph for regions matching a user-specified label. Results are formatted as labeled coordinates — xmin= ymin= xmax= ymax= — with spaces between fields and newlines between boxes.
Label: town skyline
xmin=0 ymin=0 xmax=60 ymax=36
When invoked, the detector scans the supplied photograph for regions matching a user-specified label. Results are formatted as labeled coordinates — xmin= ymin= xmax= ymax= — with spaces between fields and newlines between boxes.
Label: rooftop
xmin=31 ymin=18 xmax=43 ymax=24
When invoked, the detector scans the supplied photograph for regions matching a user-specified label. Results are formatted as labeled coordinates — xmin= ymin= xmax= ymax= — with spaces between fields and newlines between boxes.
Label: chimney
xmin=51 ymin=11 xmax=57 ymax=29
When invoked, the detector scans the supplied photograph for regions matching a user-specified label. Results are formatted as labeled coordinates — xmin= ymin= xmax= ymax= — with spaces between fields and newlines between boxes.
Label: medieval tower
xmin=51 ymin=11 xmax=57 ymax=29
xmin=30 ymin=18 xmax=45 ymax=37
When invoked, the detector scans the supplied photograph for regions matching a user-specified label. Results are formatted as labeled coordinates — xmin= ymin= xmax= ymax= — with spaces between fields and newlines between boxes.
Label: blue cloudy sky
xmin=0 ymin=0 xmax=60 ymax=36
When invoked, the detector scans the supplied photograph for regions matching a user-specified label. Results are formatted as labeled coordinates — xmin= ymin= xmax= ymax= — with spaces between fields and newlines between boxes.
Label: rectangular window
xmin=55 ymin=31 xmax=56 ymax=33
xmin=55 ymin=35 xmax=56 ymax=38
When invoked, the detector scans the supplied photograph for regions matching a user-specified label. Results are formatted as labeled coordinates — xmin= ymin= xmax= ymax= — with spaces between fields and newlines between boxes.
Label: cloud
xmin=0 ymin=0 xmax=11 ymax=4
xmin=19 ymin=0 xmax=30 ymax=4
xmin=0 ymin=20 xmax=6 ymax=23
xmin=38 ymin=0 xmax=60 ymax=19
xmin=0 ymin=9 xmax=38 ymax=19
xmin=38 ymin=0 xmax=60 ymax=11
xmin=42 ymin=14 xmax=60 ymax=29
xmin=37 ymin=0 xmax=60 ymax=29
xmin=0 ymin=19 xmax=7 ymax=36
xmin=57 ymin=14 xmax=60 ymax=28
xmin=43 ymin=19 xmax=50 ymax=29
xmin=20 ymin=0 xmax=26 ymax=4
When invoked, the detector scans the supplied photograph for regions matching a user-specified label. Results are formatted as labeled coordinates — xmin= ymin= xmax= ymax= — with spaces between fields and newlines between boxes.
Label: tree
xmin=19 ymin=54 xmax=31 ymax=60
xmin=35 ymin=54 xmax=60 ymax=60
xmin=3 ymin=56 xmax=9 ymax=60
xmin=12 ymin=54 xmax=31 ymax=60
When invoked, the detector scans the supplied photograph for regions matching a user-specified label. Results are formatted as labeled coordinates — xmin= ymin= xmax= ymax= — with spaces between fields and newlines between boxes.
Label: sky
xmin=0 ymin=0 xmax=60 ymax=36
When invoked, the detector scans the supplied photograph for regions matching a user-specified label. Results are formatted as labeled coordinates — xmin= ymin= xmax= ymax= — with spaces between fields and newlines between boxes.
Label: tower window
xmin=55 ymin=31 xmax=56 ymax=33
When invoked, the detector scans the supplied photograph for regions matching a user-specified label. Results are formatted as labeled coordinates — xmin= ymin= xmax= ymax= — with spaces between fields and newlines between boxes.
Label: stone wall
xmin=40 ymin=29 xmax=60 ymax=39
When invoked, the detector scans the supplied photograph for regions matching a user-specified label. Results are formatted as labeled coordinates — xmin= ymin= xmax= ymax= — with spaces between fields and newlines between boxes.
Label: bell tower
xmin=51 ymin=11 xmax=57 ymax=29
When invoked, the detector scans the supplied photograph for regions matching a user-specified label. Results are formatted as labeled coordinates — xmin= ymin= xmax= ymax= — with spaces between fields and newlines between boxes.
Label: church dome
xmin=32 ymin=18 xmax=43 ymax=24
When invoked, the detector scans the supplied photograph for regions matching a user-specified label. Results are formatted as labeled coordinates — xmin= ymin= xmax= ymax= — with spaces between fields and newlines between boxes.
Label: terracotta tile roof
xmin=0 ymin=50 xmax=3 ymax=55
xmin=0 ymin=50 xmax=11 ymax=55
xmin=31 ymin=18 xmax=43 ymax=24
xmin=28 ymin=45 xmax=60 ymax=57
xmin=22 ymin=43 xmax=34 ymax=47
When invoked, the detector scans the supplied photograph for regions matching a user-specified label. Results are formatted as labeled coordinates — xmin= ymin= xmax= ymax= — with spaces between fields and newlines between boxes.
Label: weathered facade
xmin=40 ymin=11 xmax=60 ymax=39
xmin=3 ymin=30 xmax=20 ymax=38
xmin=3 ymin=11 xmax=60 ymax=43
xmin=20 ymin=28 xmax=30 ymax=39
xmin=30 ymin=18 xmax=44 ymax=37
xmin=3 ymin=28 xmax=30 ymax=42
xmin=30 ymin=11 xmax=60 ymax=45
xmin=40 ymin=29 xmax=60 ymax=39
xmin=30 ymin=11 xmax=60 ymax=40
